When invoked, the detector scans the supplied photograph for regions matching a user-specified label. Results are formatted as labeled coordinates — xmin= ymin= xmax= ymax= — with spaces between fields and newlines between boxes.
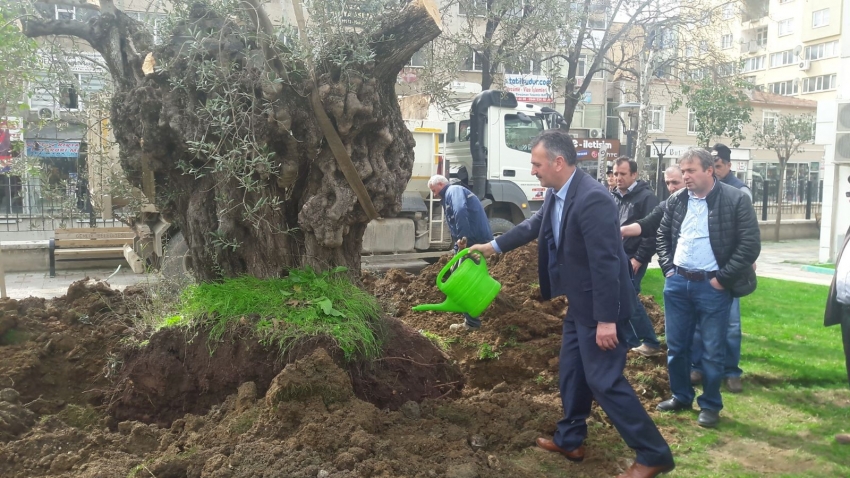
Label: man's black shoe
xmin=698 ymin=409 xmax=720 ymax=428
xmin=656 ymin=398 xmax=692 ymax=412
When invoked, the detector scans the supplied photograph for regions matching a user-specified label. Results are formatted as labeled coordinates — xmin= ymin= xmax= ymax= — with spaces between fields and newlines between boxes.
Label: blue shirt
xmin=491 ymin=171 xmax=574 ymax=253
xmin=673 ymin=181 xmax=719 ymax=271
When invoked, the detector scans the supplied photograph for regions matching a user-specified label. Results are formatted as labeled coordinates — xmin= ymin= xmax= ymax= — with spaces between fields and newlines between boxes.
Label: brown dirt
xmin=0 ymin=247 xmax=676 ymax=478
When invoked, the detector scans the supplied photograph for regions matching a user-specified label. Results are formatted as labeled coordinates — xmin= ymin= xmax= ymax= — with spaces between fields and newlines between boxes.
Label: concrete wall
xmin=1 ymin=241 xmax=125 ymax=273
xmin=759 ymin=219 xmax=820 ymax=241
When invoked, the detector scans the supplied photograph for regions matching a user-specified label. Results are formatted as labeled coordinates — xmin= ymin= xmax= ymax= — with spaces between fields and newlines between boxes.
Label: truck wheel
xmin=488 ymin=218 xmax=514 ymax=237
xmin=161 ymin=232 xmax=193 ymax=280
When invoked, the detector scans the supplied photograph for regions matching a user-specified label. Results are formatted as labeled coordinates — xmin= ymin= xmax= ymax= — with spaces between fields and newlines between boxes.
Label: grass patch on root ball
xmin=157 ymin=267 xmax=383 ymax=360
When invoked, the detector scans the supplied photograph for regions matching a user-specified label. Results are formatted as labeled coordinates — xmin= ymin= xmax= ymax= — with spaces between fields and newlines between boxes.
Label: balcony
xmin=741 ymin=0 xmax=768 ymax=22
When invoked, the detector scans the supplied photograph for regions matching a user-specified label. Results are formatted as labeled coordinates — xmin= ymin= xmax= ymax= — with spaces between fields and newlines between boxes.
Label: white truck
xmin=361 ymin=90 xmax=567 ymax=256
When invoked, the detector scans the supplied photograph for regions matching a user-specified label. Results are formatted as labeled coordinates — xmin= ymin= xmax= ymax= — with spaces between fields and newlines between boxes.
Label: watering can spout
xmin=412 ymin=298 xmax=465 ymax=313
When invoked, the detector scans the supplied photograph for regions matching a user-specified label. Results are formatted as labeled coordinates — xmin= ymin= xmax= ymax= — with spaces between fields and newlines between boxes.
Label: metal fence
xmin=0 ymin=176 xmax=123 ymax=233
xmin=751 ymin=179 xmax=822 ymax=222
xmin=643 ymin=176 xmax=822 ymax=222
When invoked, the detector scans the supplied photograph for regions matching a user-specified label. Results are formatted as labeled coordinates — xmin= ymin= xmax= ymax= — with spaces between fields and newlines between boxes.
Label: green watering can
xmin=412 ymin=248 xmax=501 ymax=317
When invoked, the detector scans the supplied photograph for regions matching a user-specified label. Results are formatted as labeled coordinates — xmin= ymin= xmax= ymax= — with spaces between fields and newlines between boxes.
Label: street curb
xmin=800 ymin=265 xmax=835 ymax=275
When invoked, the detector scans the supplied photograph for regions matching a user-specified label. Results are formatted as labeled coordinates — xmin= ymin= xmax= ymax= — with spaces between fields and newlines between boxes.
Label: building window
xmin=648 ymin=106 xmax=665 ymax=133
xmin=812 ymin=8 xmax=829 ymax=28
xmin=648 ymin=26 xmax=675 ymax=50
xmin=805 ymin=41 xmax=839 ymax=61
xmin=699 ymin=40 xmax=708 ymax=53
xmin=126 ymin=11 xmax=167 ymax=44
xmin=802 ymin=74 xmax=837 ymax=93
xmin=778 ymin=18 xmax=794 ymax=37
xmin=763 ymin=111 xmax=778 ymax=131
xmin=769 ymin=50 xmax=795 ymax=67
xmin=721 ymin=34 xmax=733 ymax=49
xmin=742 ymin=55 xmax=765 ymax=72
xmin=755 ymin=27 xmax=768 ymax=46
xmin=458 ymin=0 xmax=485 ymax=16
xmin=768 ymin=80 xmax=798 ymax=96
xmin=586 ymin=17 xmax=607 ymax=30
xmin=55 ymin=5 xmax=75 ymax=20
xmin=408 ymin=47 xmax=427 ymax=67
xmin=717 ymin=62 xmax=736 ymax=77
xmin=687 ymin=109 xmax=698 ymax=134
xmin=577 ymin=55 xmax=604 ymax=79
xmin=462 ymin=50 xmax=483 ymax=71
xmin=59 ymin=75 xmax=81 ymax=110
xmin=721 ymin=4 xmax=736 ymax=19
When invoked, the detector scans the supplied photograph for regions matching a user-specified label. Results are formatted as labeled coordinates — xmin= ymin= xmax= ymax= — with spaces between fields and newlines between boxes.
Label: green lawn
xmin=640 ymin=269 xmax=850 ymax=477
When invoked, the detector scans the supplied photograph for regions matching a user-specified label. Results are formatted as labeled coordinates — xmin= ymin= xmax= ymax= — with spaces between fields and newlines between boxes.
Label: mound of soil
xmin=110 ymin=315 xmax=464 ymax=426
xmin=0 ymin=247 xmax=674 ymax=478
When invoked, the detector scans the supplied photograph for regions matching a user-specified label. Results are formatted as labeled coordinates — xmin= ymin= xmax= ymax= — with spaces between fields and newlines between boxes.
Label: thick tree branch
xmin=22 ymin=17 xmax=95 ymax=44
xmin=371 ymin=0 xmax=442 ymax=80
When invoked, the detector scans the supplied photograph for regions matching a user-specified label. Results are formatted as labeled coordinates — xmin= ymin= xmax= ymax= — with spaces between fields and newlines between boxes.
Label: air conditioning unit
xmin=799 ymin=60 xmax=811 ymax=71
xmin=37 ymin=107 xmax=58 ymax=120
xmin=588 ymin=128 xmax=603 ymax=138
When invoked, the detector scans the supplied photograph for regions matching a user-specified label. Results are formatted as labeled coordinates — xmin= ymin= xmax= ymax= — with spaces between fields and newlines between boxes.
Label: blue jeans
xmin=622 ymin=263 xmax=661 ymax=349
xmin=691 ymin=298 xmax=742 ymax=378
xmin=663 ymin=273 xmax=732 ymax=412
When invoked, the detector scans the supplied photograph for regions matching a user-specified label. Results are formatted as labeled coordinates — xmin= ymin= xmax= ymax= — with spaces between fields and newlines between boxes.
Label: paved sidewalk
xmin=2 ymin=266 xmax=158 ymax=300
xmin=1 ymin=239 xmax=834 ymax=299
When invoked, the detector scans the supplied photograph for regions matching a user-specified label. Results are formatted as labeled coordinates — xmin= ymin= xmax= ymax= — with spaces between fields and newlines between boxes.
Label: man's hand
xmin=621 ymin=223 xmax=642 ymax=238
xmin=630 ymin=258 xmax=642 ymax=275
xmin=596 ymin=322 xmax=618 ymax=351
xmin=468 ymin=242 xmax=495 ymax=256
xmin=456 ymin=237 xmax=468 ymax=251
xmin=709 ymin=277 xmax=725 ymax=290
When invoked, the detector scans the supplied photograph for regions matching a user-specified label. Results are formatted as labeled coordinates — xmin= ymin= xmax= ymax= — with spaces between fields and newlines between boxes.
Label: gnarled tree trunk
xmin=23 ymin=0 xmax=441 ymax=281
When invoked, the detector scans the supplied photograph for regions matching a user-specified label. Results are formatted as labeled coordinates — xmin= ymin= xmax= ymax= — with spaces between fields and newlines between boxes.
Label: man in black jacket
xmin=655 ymin=148 xmax=760 ymax=429
xmin=612 ymin=157 xmax=662 ymax=356
xmin=689 ymin=144 xmax=752 ymax=393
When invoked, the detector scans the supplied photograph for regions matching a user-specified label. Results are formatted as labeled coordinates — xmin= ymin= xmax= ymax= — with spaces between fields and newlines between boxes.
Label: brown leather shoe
xmin=535 ymin=437 xmax=585 ymax=462
xmin=616 ymin=461 xmax=675 ymax=478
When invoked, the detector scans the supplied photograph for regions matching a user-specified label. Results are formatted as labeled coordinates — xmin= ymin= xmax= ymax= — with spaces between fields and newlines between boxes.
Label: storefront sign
xmin=574 ymin=138 xmax=620 ymax=160
xmin=25 ymin=140 xmax=81 ymax=158
xmin=504 ymin=74 xmax=553 ymax=103
xmin=38 ymin=51 xmax=106 ymax=73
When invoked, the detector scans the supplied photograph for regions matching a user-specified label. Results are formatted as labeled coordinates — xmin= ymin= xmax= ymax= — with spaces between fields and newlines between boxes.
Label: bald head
xmin=664 ymin=165 xmax=684 ymax=194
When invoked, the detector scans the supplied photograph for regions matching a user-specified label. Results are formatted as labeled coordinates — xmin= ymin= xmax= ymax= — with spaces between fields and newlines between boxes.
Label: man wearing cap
xmin=606 ymin=166 xmax=617 ymax=192
xmin=690 ymin=144 xmax=752 ymax=394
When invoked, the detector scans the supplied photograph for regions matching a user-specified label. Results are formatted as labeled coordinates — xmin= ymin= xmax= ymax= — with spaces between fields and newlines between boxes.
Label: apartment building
xmin=734 ymin=0 xmax=842 ymax=101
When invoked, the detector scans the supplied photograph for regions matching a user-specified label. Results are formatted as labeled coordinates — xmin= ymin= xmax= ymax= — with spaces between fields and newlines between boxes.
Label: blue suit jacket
xmin=495 ymin=168 xmax=635 ymax=327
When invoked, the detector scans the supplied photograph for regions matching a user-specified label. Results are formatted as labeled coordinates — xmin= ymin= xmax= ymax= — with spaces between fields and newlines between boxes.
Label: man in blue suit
xmin=469 ymin=130 xmax=674 ymax=478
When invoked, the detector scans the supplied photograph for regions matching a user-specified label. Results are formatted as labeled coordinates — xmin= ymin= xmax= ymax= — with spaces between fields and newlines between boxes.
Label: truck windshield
xmin=504 ymin=114 xmax=545 ymax=152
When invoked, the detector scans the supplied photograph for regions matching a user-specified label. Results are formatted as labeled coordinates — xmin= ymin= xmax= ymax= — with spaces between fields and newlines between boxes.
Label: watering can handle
xmin=436 ymin=248 xmax=485 ymax=285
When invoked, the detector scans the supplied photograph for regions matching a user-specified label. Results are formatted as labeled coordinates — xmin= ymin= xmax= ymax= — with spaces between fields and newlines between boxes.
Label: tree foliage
xmin=0 ymin=5 xmax=38 ymax=118
xmin=677 ymin=76 xmax=752 ymax=148
xmin=753 ymin=112 xmax=815 ymax=241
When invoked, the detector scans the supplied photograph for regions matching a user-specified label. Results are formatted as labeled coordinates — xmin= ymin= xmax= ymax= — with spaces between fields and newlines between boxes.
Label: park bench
xmin=49 ymin=227 xmax=135 ymax=277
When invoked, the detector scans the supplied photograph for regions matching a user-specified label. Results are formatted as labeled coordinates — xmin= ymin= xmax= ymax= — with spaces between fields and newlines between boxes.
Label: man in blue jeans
xmin=655 ymin=149 xmax=760 ymax=428
xmin=690 ymin=144 xmax=754 ymax=393
xmin=612 ymin=157 xmax=662 ymax=356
